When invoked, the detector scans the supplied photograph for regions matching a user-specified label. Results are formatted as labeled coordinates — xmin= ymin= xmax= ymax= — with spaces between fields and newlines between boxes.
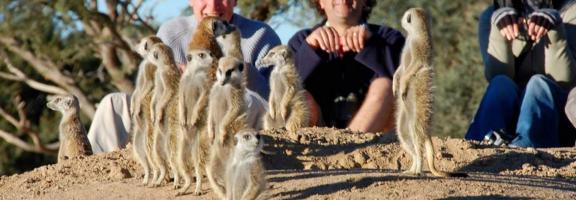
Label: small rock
xmin=285 ymin=149 xmax=293 ymax=156
xmin=109 ymin=165 xmax=131 ymax=179
xmin=363 ymin=162 xmax=379 ymax=169
xmin=353 ymin=152 xmax=367 ymax=164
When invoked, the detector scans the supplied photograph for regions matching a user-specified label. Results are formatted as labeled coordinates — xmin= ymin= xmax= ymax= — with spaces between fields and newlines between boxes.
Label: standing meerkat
xmin=215 ymin=22 xmax=243 ymax=61
xmin=175 ymin=48 xmax=215 ymax=195
xmin=131 ymin=35 xmax=162 ymax=185
xmin=257 ymin=45 xmax=309 ymax=134
xmin=171 ymin=16 xmax=233 ymax=195
xmin=46 ymin=95 xmax=92 ymax=163
xmin=216 ymin=23 xmax=268 ymax=130
xmin=225 ymin=129 xmax=267 ymax=200
xmin=189 ymin=16 xmax=235 ymax=81
xmin=393 ymin=8 xmax=467 ymax=178
xmin=148 ymin=43 xmax=182 ymax=186
xmin=206 ymin=56 xmax=249 ymax=199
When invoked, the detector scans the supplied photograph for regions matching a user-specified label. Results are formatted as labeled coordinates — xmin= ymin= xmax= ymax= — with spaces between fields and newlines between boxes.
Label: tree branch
xmin=0 ymin=53 xmax=68 ymax=95
xmin=0 ymin=36 xmax=96 ymax=119
xmin=0 ymin=96 xmax=58 ymax=155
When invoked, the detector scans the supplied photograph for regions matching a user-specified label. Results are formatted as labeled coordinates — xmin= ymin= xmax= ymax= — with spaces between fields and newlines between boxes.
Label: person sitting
xmin=288 ymin=0 xmax=404 ymax=133
xmin=466 ymin=0 xmax=576 ymax=147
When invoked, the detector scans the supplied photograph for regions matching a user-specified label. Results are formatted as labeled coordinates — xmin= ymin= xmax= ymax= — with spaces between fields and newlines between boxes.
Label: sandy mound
xmin=1 ymin=127 xmax=575 ymax=199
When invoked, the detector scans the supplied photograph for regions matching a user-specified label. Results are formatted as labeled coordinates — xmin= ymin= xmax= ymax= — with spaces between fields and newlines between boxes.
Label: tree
xmin=0 ymin=0 xmax=156 ymax=174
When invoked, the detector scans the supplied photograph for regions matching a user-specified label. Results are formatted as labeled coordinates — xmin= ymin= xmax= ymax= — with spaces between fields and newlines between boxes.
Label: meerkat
xmin=225 ymin=129 xmax=267 ymax=200
xmin=148 ymin=43 xmax=182 ymax=186
xmin=206 ymin=56 xmax=249 ymax=199
xmin=169 ymin=16 xmax=234 ymax=195
xmin=215 ymin=22 xmax=269 ymax=131
xmin=46 ymin=95 xmax=92 ymax=163
xmin=215 ymin=21 xmax=243 ymax=61
xmin=257 ymin=45 xmax=309 ymax=134
xmin=174 ymin=48 xmax=216 ymax=195
xmin=131 ymin=35 xmax=163 ymax=185
xmin=393 ymin=8 xmax=467 ymax=178
xmin=188 ymin=16 xmax=234 ymax=81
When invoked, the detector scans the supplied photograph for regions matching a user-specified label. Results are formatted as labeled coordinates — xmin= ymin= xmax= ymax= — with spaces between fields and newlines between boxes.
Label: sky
xmin=99 ymin=0 xmax=300 ymax=44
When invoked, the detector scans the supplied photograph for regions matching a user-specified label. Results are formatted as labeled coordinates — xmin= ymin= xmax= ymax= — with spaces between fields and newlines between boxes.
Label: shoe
xmin=483 ymin=129 xmax=514 ymax=146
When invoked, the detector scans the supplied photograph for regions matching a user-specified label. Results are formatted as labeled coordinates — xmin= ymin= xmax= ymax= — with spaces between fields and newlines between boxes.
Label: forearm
xmin=348 ymin=77 xmax=395 ymax=133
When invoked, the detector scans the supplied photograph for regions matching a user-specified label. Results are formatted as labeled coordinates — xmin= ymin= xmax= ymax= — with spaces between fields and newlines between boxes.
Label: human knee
xmin=525 ymin=74 xmax=554 ymax=92
xmin=489 ymin=75 xmax=515 ymax=88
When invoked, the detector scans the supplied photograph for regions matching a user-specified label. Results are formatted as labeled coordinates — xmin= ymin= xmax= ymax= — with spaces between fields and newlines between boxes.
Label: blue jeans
xmin=466 ymin=75 xmax=570 ymax=147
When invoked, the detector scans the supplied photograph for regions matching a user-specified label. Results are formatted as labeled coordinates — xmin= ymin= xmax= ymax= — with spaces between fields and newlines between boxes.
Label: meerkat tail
xmin=424 ymin=138 xmax=468 ymax=177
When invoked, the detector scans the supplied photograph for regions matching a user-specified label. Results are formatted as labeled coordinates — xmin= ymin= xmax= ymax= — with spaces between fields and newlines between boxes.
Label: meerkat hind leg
xmin=397 ymin=109 xmax=419 ymax=175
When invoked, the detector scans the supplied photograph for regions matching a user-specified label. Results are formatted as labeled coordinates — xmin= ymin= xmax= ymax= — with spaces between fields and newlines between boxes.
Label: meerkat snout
xmin=46 ymin=95 xmax=77 ymax=112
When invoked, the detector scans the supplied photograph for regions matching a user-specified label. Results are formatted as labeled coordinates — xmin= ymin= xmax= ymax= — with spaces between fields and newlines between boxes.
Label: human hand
xmin=342 ymin=24 xmax=372 ymax=52
xmin=527 ymin=13 xmax=553 ymax=41
xmin=496 ymin=14 xmax=519 ymax=41
xmin=305 ymin=26 xmax=341 ymax=53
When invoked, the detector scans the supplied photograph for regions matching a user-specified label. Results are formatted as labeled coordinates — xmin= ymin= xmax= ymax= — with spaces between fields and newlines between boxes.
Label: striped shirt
xmin=156 ymin=14 xmax=281 ymax=98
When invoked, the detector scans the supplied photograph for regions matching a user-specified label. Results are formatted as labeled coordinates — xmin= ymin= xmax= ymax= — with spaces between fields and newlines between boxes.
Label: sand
xmin=0 ymin=127 xmax=575 ymax=199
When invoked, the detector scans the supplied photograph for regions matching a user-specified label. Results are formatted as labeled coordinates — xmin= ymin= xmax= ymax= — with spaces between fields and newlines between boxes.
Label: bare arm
xmin=348 ymin=77 xmax=395 ymax=133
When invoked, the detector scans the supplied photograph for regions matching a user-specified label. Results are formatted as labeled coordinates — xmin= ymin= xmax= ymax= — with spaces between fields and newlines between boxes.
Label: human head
xmin=311 ymin=0 xmax=375 ymax=23
xmin=189 ymin=0 xmax=236 ymax=22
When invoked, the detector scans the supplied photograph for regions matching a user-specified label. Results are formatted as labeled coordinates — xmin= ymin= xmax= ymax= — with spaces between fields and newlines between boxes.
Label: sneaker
xmin=483 ymin=129 xmax=514 ymax=146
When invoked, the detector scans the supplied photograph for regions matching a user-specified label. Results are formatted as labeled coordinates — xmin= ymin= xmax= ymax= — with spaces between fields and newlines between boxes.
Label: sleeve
xmin=156 ymin=18 xmax=192 ymax=65
xmin=355 ymin=26 xmax=405 ymax=78
xmin=288 ymin=29 xmax=327 ymax=80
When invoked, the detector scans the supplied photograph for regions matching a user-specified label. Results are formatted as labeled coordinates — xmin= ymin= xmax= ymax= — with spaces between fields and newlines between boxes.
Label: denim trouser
xmin=467 ymin=4 xmax=576 ymax=147
xmin=465 ymin=75 xmax=572 ymax=147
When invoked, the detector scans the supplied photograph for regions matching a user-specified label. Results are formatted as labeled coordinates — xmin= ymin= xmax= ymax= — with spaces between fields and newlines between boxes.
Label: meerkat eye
xmin=225 ymin=70 xmax=232 ymax=77
xmin=144 ymin=42 xmax=148 ymax=51
xmin=255 ymin=134 xmax=261 ymax=140
xmin=154 ymin=51 xmax=159 ymax=60
xmin=199 ymin=52 xmax=205 ymax=59
xmin=237 ymin=63 xmax=244 ymax=72
xmin=243 ymin=134 xmax=251 ymax=140
xmin=186 ymin=54 xmax=192 ymax=62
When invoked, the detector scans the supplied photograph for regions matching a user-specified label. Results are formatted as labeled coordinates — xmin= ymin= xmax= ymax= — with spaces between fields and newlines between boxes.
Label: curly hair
xmin=310 ymin=0 xmax=376 ymax=21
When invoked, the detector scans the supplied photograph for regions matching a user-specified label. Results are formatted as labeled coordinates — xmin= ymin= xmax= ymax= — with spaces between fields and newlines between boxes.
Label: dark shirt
xmin=288 ymin=22 xmax=405 ymax=128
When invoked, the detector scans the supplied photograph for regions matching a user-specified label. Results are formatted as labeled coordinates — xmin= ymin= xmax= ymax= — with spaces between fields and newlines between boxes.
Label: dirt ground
xmin=0 ymin=127 xmax=575 ymax=199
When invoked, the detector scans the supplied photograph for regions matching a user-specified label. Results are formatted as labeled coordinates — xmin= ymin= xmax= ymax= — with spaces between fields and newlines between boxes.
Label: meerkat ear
xmin=407 ymin=13 xmax=412 ymax=23
xmin=65 ymin=97 xmax=74 ymax=107
xmin=144 ymin=41 xmax=149 ymax=51
xmin=153 ymin=51 xmax=159 ymax=60
xmin=186 ymin=54 xmax=193 ymax=62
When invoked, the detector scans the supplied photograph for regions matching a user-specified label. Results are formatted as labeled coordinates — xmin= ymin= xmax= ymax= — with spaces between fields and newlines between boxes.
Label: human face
xmin=189 ymin=0 xmax=236 ymax=22
xmin=319 ymin=0 xmax=365 ymax=25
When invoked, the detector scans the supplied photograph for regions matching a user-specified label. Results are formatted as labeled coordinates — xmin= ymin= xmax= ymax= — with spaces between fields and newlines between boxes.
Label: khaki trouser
xmin=479 ymin=3 xmax=576 ymax=89
xmin=87 ymin=90 xmax=267 ymax=153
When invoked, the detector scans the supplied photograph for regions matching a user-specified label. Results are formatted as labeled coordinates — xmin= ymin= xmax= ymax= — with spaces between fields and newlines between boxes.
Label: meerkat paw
xmin=280 ymin=107 xmax=288 ymax=121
